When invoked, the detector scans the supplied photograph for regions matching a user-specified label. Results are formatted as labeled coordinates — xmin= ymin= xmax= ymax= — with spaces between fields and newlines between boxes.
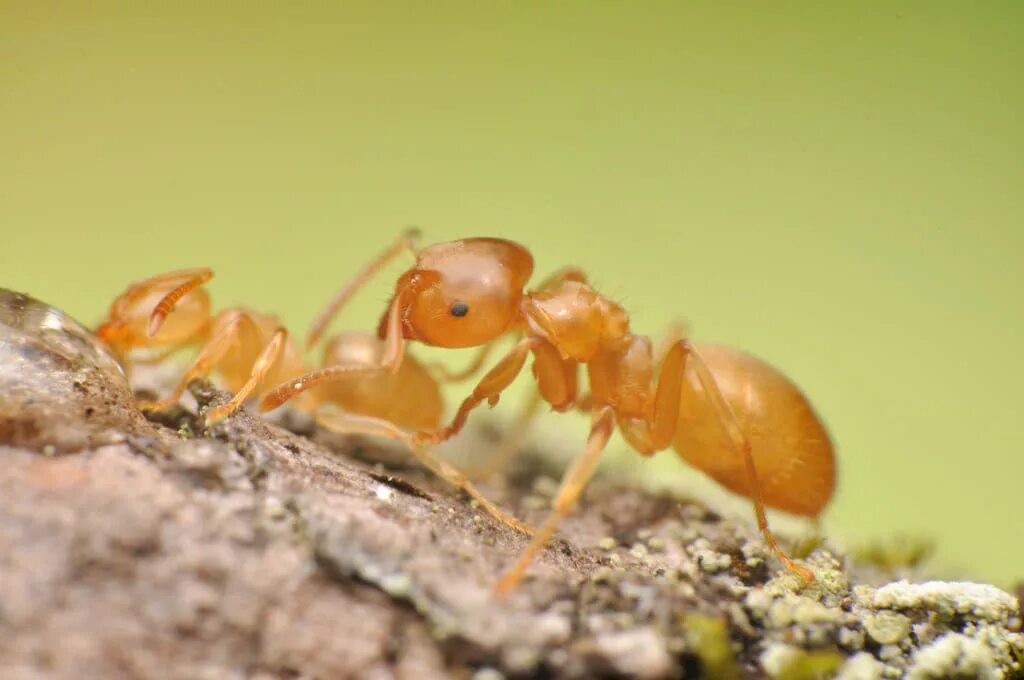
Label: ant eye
xmin=450 ymin=302 xmax=469 ymax=318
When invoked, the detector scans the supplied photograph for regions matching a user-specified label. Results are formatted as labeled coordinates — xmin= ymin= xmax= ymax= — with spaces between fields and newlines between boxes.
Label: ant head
xmin=99 ymin=285 xmax=211 ymax=353
xmin=394 ymin=238 xmax=534 ymax=348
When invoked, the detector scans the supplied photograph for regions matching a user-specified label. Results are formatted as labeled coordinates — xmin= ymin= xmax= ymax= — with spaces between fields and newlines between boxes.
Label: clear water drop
xmin=0 ymin=288 xmax=128 ymax=407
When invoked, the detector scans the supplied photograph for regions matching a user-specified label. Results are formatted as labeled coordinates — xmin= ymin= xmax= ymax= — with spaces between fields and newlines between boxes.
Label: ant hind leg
xmin=686 ymin=348 xmax=815 ymax=583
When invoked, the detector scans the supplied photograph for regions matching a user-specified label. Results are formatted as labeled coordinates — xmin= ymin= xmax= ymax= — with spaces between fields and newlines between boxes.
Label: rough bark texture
xmin=1 ymin=290 xmax=1022 ymax=679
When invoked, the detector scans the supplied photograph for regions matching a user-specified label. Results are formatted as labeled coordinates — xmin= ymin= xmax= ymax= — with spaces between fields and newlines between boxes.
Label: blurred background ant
xmin=95 ymin=268 xmax=301 ymax=424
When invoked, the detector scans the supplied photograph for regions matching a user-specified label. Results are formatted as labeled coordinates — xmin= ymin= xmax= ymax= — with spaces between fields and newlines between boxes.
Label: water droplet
xmin=0 ymin=288 xmax=127 ymax=393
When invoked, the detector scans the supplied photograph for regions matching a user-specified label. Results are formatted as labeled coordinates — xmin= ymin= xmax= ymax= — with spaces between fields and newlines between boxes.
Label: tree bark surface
xmin=1 ymin=293 xmax=1021 ymax=679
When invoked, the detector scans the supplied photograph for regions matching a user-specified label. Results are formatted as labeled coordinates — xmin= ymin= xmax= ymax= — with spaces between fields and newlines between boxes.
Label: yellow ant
xmin=258 ymin=232 xmax=836 ymax=592
xmin=95 ymin=268 xmax=302 ymax=423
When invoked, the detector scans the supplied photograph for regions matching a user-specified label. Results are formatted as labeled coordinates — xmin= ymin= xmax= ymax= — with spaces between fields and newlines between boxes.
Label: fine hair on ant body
xmin=260 ymin=231 xmax=836 ymax=593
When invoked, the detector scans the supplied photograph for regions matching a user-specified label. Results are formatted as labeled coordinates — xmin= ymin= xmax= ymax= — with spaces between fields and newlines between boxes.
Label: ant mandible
xmin=259 ymin=232 xmax=836 ymax=592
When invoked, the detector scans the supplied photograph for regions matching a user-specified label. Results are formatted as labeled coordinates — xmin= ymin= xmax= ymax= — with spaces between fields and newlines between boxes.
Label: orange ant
xmin=93 ymin=265 xmax=534 ymax=533
xmin=92 ymin=267 xmax=442 ymax=426
xmin=258 ymin=232 xmax=836 ymax=593
xmin=95 ymin=268 xmax=303 ymax=423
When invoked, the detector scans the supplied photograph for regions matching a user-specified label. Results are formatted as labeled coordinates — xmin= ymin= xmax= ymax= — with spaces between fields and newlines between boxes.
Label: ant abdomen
xmin=318 ymin=332 xmax=444 ymax=431
xmin=674 ymin=344 xmax=836 ymax=517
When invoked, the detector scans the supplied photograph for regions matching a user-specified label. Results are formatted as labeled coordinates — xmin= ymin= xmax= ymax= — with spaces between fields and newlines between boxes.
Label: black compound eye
xmin=450 ymin=301 xmax=469 ymax=318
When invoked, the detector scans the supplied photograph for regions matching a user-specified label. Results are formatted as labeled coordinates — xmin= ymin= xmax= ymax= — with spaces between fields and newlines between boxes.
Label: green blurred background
xmin=3 ymin=3 xmax=1021 ymax=586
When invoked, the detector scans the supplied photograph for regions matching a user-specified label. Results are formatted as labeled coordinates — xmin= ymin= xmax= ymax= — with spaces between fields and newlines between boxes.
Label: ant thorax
xmin=521 ymin=280 xmax=632 ymax=362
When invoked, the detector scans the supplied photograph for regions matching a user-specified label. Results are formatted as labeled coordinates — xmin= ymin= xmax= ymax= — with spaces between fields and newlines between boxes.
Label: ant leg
xmin=686 ymin=348 xmax=814 ymax=583
xmin=617 ymin=340 xmax=691 ymax=454
xmin=316 ymin=409 xmax=534 ymax=535
xmin=415 ymin=338 xmax=540 ymax=445
xmin=147 ymin=269 xmax=215 ymax=337
xmin=467 ymin=347 xmax=579 ymax=479
xmin=305 ymin=228 xmax=420 ymax=347
xmin=205 ymin=327 xmax=289 ymax=424
xmin=494 ymin=406 xmax=616 ymax=594
xmin=138 ymin=312 xmax=250 ymax=412
xmin=261 ymin=296 xmax=407 ymax=412
xmin=416 ymin=338 xmax=575 ymax=446
xmin=113 ymin=268 xmax=214 ymax=305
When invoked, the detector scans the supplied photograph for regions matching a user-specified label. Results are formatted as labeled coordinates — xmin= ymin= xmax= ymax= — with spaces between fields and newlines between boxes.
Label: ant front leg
xmin=415 ymin=338 xmax=539 ymax=445
xmin=415 ymin=337 xmax=576 ymax=446
xmin=494 ymin=406 xmax=616 ymax=594
xmin=316 ymin=408 xmax=534 ymax=536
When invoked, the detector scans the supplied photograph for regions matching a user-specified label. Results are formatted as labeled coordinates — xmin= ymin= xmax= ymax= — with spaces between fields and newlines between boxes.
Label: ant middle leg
xmin=494 ymin=406 xmax=616 ymax=594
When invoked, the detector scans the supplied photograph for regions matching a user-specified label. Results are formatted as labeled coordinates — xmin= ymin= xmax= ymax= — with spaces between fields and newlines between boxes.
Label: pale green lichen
xmin=850 ymin=580 xmax=1024 ymax=677
xmin=592 ymin=627 xmax=672 ymax=679
xmin=835 ymin=652 xmax=885 ymax=680
xmin=682 ymin=615 xmax=740 ymax=680
xmin=760 ymin=643 xmax=844 ymax=679
xmin=906 ymin=632 xmax=997 ymax=680
xmin=739 ymin=548 xmax=1022 ymax=678
xmin=853 ymin=536 xmax=934 ymax=571
xmin=854 ymin=580 xmax=1017 ymax=622
xmin=862 ymin=611 xmax=911 ymax=646
xmin=766 ymin=593 xmax=848 ymax=629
